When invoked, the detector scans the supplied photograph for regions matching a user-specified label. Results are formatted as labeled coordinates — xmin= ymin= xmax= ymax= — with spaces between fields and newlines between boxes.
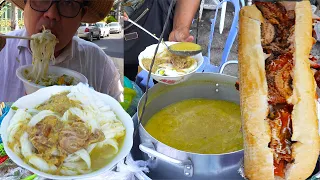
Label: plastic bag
xmin=0 ymin=164 xmax=34 ymax=180
xmin=121 ymin=77 xmax=143 ymax=117
xmin=53 ymin=154 xmax=151 ymax=180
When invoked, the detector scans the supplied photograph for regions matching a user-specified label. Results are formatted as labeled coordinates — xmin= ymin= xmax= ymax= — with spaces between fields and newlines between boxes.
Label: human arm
xmin=168 ymin=0 xmax=201 ymax=42
xmin=123 ymin=11 xmax=129 ymax=21
xmin=106 ymin=77 xmax=124 ymax=102
xmin=100 ymin=55 xmax=124 ymax=102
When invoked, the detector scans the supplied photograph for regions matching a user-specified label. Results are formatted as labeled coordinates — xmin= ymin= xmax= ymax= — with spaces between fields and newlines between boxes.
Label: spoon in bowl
xmin=126 ymin=18 xmax=202 ymax=56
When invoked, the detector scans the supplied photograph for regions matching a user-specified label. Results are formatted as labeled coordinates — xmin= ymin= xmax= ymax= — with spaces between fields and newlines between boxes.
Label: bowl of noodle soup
xmin=16 ymin=64 xmax=88 ymax=94
xmin=138 ymin=41 xmax=204 ymax=85
xmin=16 ymin=29 xmax=88 ymax=94
xmin=0 ymin=83 xmax=134 ymax=179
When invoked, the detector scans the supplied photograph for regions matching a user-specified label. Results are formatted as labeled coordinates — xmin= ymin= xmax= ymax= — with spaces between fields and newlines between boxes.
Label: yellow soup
xmin=169 ymin=42 xmax=202 ymax=52
xmin=144 ymin=99 xmax=243 ymax=154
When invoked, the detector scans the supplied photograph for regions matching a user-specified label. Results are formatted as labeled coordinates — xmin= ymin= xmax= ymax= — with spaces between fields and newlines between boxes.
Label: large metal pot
xmin=136 ymin=72 xmax=244 ymax=179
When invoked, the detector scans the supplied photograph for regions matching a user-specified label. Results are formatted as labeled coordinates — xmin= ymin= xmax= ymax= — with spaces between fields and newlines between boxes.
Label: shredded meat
xmin=28 ymin=116 xmax=63 ymax=154
xmin=254 ymin=2 xmax=297 ymax=178
xmin=255 ymin=2 xmax=287 ymax=24
xmin=287 ymin=10 xmax=295 ymax=20
xmin=37 ymin=92 xmax=82 ymax=116
xmin=87 ymin=130 xmax=106 ymax=145
xmin=59 ymin=136 xmax=87 ymax=154
xmin=170 ymin=58 xmax=195 ymax=69
xmin=257 ymin=1 xmax=294 ymax=58
xmin=261 ymin=20 xmax=275 ymax=46
xmin=274 ymin=64 xmax=292 ymax=99
xmin=266 ymin=53 xmax=293 ymax=104
xmin=263 ymin=43 xmax=287 ymax=56
xmin=59 ymin=121 xmax=105 ymax=154
xmin=268 ymin=105 xmax=294 ymax=177
xmin=287 ymin=26 xmax=295 ymax=51
xmin=265 ymin=53 xmax=276 ymax=65
xmin=268 ymin=105 xmax=293 ymax=161
xmin=28 ymin=116 xmax=66 ymax=166
xmin=59 ymin=121 xmax=90 ymax=154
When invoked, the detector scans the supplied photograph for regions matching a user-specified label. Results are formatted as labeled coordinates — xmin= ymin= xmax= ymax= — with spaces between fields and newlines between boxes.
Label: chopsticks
xmin=126 ymin=18 xmax=160 ymax=41
xmin=0 ymin=35 xmax=33 ymax=40
xmin=0 ymin=102 xmax=5 ymax=117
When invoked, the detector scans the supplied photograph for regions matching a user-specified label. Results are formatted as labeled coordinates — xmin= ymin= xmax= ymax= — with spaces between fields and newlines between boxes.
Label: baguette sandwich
xmin=238 ymin=1 xmax=320 ymax=179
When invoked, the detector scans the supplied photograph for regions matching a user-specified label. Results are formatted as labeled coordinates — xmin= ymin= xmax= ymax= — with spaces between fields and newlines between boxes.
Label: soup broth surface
xmin=144 ymin=99 xmax=243 ymax=154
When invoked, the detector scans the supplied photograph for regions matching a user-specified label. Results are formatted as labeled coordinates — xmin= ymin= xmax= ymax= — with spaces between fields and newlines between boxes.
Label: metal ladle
xmin=126 ymin=18 xmax=202 ymax=56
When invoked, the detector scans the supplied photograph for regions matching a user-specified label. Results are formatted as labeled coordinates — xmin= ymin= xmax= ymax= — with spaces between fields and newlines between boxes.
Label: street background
xmin=190 ymin=0 xmax=320 ymax=78
xmin=93 ymin=31 xmax=124 ymax=86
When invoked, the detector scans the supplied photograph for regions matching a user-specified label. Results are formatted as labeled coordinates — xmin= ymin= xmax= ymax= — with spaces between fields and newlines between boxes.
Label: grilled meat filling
xmin=257 ymin=2 xmax=295 ymax=178
xmin=256 ymin=2 xmax=295 ymax=59
xmin=266 ymin=53 xmax=293 ymax=105
xmin=261 ymin=20 xmax=276 ymax=46
xmin=268 ymin=105 xmax=294 ymax=177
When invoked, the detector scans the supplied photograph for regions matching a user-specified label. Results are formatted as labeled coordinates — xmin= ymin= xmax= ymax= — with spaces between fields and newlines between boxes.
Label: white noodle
xmin=74 ymin=149 xmax=91 ymax=169
xmin=29 ymin=29 xmax=58 ymax=83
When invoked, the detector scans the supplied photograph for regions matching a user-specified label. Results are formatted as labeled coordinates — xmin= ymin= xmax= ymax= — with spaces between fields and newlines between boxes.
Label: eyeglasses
xmin=29 ymin=0 xmax=85 ymax=18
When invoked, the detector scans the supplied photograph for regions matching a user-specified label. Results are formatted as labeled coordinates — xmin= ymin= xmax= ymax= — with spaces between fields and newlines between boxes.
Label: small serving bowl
xmin=16 ymin=65 xmax=88 ymax=94
xmin=138 ymin=41 xmax=204 ymax=85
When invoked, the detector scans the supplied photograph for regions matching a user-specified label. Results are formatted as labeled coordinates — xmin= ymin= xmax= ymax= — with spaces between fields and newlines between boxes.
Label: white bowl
xmin=0 ymin=84 xmax=134 ymax=180
xmin=138 ymin=41 xmax=204 ymax=85
xmin=16 ymin=65 xmax=88 ymax=94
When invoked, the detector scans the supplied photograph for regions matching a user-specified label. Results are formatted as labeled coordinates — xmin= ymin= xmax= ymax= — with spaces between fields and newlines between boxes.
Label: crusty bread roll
xmin=238 ymin=1 xmax=320 ymax=180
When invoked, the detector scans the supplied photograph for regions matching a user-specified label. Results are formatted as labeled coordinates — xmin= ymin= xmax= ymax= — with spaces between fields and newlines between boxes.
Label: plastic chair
xmin=197 ymin=0 xmax=240 ymax=73
xmin=135 ymin=70 xmax=154 ymax=93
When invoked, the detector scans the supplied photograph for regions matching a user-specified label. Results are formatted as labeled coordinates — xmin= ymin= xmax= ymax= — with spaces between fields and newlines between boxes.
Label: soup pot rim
xmin=137 ymin=72 xmax=243 ymax=156
xmin=137 ymin=72 xmax=239 ymax=108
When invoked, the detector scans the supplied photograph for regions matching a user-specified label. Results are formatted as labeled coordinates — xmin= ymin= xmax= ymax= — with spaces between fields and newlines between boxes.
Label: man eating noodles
xmin=0 ymin=0 xmax=123 ymax=102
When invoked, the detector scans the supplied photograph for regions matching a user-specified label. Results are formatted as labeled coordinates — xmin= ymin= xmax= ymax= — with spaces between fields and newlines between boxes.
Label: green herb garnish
xmin=11 ymin=106 xmax=18 ymax=110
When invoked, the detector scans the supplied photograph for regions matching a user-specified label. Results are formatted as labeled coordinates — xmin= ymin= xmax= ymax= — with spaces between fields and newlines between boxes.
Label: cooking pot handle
xmin=139 ymin=143 xmax=194 ymax=177
xmin=219 ymin=60 xmax=238 ymax=74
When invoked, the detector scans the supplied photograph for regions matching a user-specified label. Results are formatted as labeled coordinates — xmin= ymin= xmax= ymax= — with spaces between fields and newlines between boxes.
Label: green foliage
xmin=0 ymin=5 xmax=7 ymax=18
xmin=106 ymin=16 xmax=117 ymax=23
